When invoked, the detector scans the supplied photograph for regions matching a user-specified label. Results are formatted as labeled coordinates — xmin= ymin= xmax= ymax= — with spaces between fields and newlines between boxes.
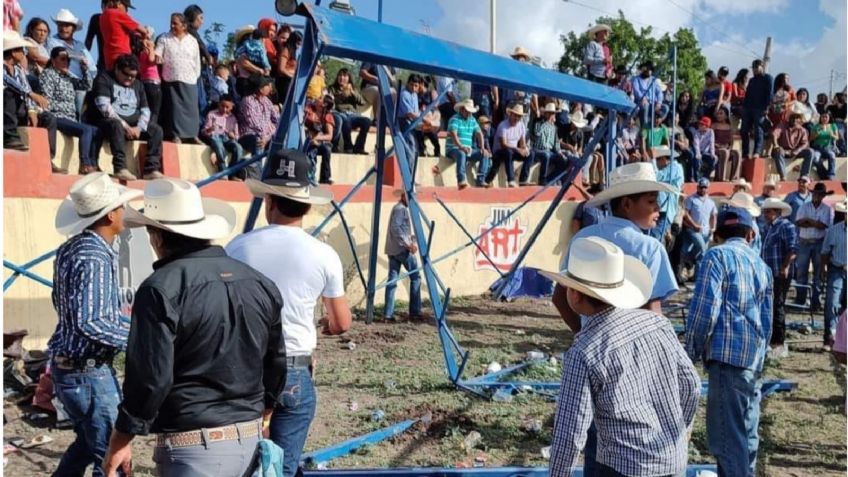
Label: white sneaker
xmin=507 ymin=181 xmax=518 ymax=188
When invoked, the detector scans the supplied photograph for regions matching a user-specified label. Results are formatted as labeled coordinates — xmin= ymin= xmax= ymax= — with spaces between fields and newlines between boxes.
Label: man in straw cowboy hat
xmin=820 ymin=198 xmax=847 ymax=350
xmin=543 ymin=237 xmax=699 ymax=477
xmin=227 ymin=149 xmax=352 ymax=477
xmin=47 ymin=8 xmax=97 ymax=88
xmin=104 ymin=178 xmax=287 ymax=477
xmin=724 ymin=191 xmax=763 ymax=254
xmin=49 ymin=172 xmax=141 ymax=476
xmin=484 ymin=103 xmax=530 ymax=188
xmin=650 ymin=146 xmax=684 ymax=244
xmin=754 ymin=178 xmax=778 ymax=230
xmin=382 ymin=187 xmax=423 ymax=322
xmin=445 ymin=98 xmax=491 ymax=189
xmin=583 ymin=24 xmax=612 ymax=83
xmin=520 ymin=102 xmax=562 ymax=186
xmin=793 ymin=182 xmax=834 ymax=311
xmin=685 ymin=207 xmax=773 ymax=477
xmin=760 ymin=197 xmax=797 ymax=358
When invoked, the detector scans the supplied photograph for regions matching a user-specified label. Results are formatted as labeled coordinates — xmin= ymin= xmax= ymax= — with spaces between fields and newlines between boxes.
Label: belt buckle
xmin=85 ymin=359 xmax=97 ymax=368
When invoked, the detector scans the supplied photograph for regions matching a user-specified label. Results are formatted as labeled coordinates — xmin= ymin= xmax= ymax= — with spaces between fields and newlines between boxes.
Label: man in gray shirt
xmin=384 ymin=189 xmax=421 ymax=321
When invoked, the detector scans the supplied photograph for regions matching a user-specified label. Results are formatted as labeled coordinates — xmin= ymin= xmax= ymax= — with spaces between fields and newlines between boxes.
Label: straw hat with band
xmin=123 ymin=178 xmax=236 ymax=240
xmin=731 ymin=178 xmax=752 ymax=191
xmin=453 ymin=99 xmax=478 ymax=114
xmin=506 ymin=104 xmax=526 ymax=116
xmin=246 ymin=149 xmax=333 ymax=205
xmin=541 ymin=103 xmax=560 ymax=114
xmin=55 ymin=172 xmax=143 ymax=236
xmin=510 ymin=46 xmax=532 ymax=60
xmin=3 ymin=31 xmax=37 ymax=51
xmin=760 ymin=198 xmax=792 ymax=217
xmin=835 ymin=199 xmax=847 ymax=213
xmin=586 ymin=162 xmax=678 ymax=207
xmin=539 ymin=237 xmax=652 ymax=309
xmin=569 ymin=110 xmax=588 ymax=129
xmin=234 ymin=25 xmax=256 ymax=44
xmin=52 ymin=9 xmax=83 ymax=30
xmin=586 ymin=24 xmax=611 ymax=38
xmin=724 ymin=192 xmax=761 ymax=217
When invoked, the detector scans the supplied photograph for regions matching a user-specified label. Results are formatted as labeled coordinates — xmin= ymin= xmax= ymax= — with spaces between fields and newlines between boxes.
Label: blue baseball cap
xmin=717 ymin=207 xmax=754 ymax=229
xmin=697 ymin=178 xmax=710 ymax=187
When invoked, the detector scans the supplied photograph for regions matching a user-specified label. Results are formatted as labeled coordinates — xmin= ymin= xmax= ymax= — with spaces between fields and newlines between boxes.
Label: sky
xmin=24 ymin=0 xmax=848 ymax=95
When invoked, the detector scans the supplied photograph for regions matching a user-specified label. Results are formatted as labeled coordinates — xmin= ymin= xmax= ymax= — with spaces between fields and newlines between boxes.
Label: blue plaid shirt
xmin=822 ymin=221 xmax=847 ymax=268
xmin=48 ymin=230 xmax=130 ymax=360
xmin=761 ymin=217 xmax=798 ymax=275
xmin=685 ymin=238 xmax=774 ymax=371
xmin=550 ymin=307 xmax=700 ymax=477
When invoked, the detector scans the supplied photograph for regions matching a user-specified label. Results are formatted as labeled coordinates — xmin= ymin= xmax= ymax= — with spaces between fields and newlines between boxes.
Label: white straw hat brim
xmin=123 ymin=197 xmax=236 ymax=240
xmin=724 ymin=199 xmax=761 ymax=217
xmin=762 ymin=204 xmax=792 ymax=217
xmin=586 ymin=180 xmax=679 ymax=208
xmin=539 ymin=255 xmax=652 ymax=309
xmin=55 ymin=187 xmax=143 ymax=236
xmin=245 ymin=179 xmax=333 ymax=205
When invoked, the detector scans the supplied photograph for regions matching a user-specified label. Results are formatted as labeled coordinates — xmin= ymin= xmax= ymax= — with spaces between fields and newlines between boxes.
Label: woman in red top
xmin=712 ymin=108 xmax=740 ymax=181
xmin=99 ymin=0 xmax=146 ymax=71
xmin=730 ymin=68 xmax=748 ymax=119
xmin=769 ymin=73 xmax=796 ymax=143
xmin=257 ymin=18 xmax=277 ymax=70
xmin=717 ymin=66 xmax=733 ymax=116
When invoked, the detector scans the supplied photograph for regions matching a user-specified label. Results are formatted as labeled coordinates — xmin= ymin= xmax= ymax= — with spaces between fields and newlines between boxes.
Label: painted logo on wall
xmin=474 ymin=207 xmax=527 ymax=272
xmin=114 ymin=228 xmax=156 ymax=317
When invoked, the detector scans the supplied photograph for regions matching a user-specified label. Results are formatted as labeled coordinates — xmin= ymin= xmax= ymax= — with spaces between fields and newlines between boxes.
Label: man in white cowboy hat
xmin=760 ymin=198 xmax=797 ymax=358
xmin=679 ymin=178 xmax=717 ymax=279
xmin=754 ymin=178 xmax=778 ymax=231
xmin=46 ymin=8 xmax=97 ymax=90
xmin=544 ymin=237 xmax=699 ymax=477
xmin=520 ymin=102 xmax=563 ymax=186
xmin=445 ymin=98 xmax=491 ymax=189
xmin=383 ymin=187 xmax=423 ymax=322
xmin=583 ymin=24 xmax=612 ymax=83
xmin=502 ymin=46 xmax=538 ymax=126
xmin=226 ymin=149 xmax=352 ymax=477
xmin=3 ymin=30 xmax=65 ymax=172
xmin=48 ymin=172 xmax=141 ymax=477
xmin=731 ymin=177 xmax=752 ymax=195
xmin=794 ymin=182 xmax=834 ymax=311
xmin=484 ymin=103 xmax=530 ymax=188
xmin=724 ymin=191 xmax=763 ymax=254
xmin=650 ymin=146 xmax=684 ymax=244
xmin=820 ymin=198 xmax=846 ymax=350
xmin=104 ymin=178 xmax=287 ymax=477
xmin=685 ymin=207 xmax=773 ymax=477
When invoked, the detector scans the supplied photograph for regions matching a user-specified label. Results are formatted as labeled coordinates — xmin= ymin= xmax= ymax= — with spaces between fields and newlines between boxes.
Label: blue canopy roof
xmin=300 ymin=4 xmax=636 ymax=113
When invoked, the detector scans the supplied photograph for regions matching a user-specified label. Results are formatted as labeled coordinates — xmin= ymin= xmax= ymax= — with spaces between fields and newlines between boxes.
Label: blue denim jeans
xmin=384 ymin=251 xmax=422 ymax=318
xmin=485 ymin=148 xmax=518 ymax=184
xmin=337 ymin=112 xmax=370 ymax=153
xmin=740 ymin=108 xmax=766 ymax=158
xmin=697 ymin=153 xmax=716 ymax=181
xmin=446 ymin=148 xmax=489 ymax=186
xmin=680 ymin=228 xmax=708 ymax=271
xmin=56 ymin=117 xmax=100 ymax=167
xmin=824 ymin=267 xmax=846 ymax=343
xmin=795 ymin=239 xmax=823 ymax=309
xmin=520 ymin=150 xmax=554 ymax=185
xmin=270 ymin=366 xmax=317 ymax=477
xmin=52 ymin=363 xmax=122 ymax=477
xmin=649 ymin=212 xmax=671 ymax=241
xmin=208 ymin=134 xmax=243 ymax=172
xmin=810 ymin=144 xmax=837 ymax=180
xmin=706 ymin=361 xmax=763 ymax=477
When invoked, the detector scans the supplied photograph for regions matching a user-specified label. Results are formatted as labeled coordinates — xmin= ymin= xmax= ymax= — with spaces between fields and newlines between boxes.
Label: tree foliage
xmin=557 ymin=12 xmax=709 ymax=98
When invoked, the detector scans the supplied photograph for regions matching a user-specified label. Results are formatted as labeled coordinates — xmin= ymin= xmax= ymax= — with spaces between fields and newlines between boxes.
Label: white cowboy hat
xmin=453 ymin=98 xmax=479 ymax=114
xmin=245 ymin=149 xmax=333 ymax=205
xmin=3 ymin=31 xmax=37 ymax=51
xmin=763 ymin=178 xmax=777 ymax=188
xmin=52 ymin=9 xmax=84 ymax=30
xmin=760 ymin=198 xmax=791 ymax=217
xmin=586 ymin=24 xmax=611 ymax=38
xmin=835 ymin=199 xmax=848 ymax=214
xmin=586 ymin=162 xmax=679 ymax=207
xmin=506 ymin=103 xmax=526 ymax=116
xmin=652 ymin=146 xmax=676 ymax=159
xmin=541 ymin=102 xmax=560 ymax=114
xmin=570 ymin=110 xmax=588 ymax=129
xmin=234 ymin=25 xmax=256 ymax=44
xmin=55 ymin=172 xmax=143 ymax=236
xmin=123 ymin=178 xmax=236 ymax=240
xmin=510 ymin=46 xmax=532 ymax=60
xmin=731 ymin=178 xmax=752 ymax=191
xmin=725 ymin=192 xmax=761 ymax=217
xmin=539 ymin=237 xmax=652 ymax=309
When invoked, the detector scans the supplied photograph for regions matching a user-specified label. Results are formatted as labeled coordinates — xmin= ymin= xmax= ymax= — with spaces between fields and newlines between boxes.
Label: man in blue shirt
xmin=821 ymin=199 xmax=847 ymax=349
xmin=760 ymin=198 xmax=797 ymax=358
xmin=46 ymin=8 xmax=97 ymax=115
xmin=680 ymin=178 xmax=718 ymax=276
xmin=651 ymin=146 xmax=684 ymax=244
xmin=398 ymin=74 xmax=422 ymax=161
xmin=740 ymin=59 xmax=774 ymax=159
xmin=686 ymin=207 xmax=773 ymax=477
xmin=630 ymin=61 xmax=664 ymax=129
xmin=49 ymin=172 xmax=141 ymax=477
xmin=784 ymin=175 xmax=812 ymax=222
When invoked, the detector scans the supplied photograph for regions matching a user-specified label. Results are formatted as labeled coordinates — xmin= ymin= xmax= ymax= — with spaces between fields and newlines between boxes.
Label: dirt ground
xmin=3 ymin=294 xmax=846 ymax=476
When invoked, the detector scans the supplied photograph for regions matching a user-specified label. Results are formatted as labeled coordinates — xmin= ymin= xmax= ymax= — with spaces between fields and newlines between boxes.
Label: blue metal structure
xmin=303 ymin=465 xmax=719 ymax=476
xmin=302 ymin=419 xmax=419 ymax=466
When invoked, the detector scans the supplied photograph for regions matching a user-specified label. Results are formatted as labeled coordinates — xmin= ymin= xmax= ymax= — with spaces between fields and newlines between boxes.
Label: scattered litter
xmin=348 ymin=400 xmax=359 ymax=412
xmin=521 ymin=418 xmax=543 ymax=433
xmin=518 ymin=385 xmax=533 ymax=393
xmin=420 ymin=411 xmax=433 ymax=425
xmin=383 ymin=380 xmax=397 ymax=390
xmin=473 ymin=454 xmax=487 ymax=467
xmin=492 ymin=388 xmax=513 ymax=402
xmin=344 ymin=341 xmax=357 ymax=350
xmin=316 ymin=463 xmax=328 ymax=470
xmin=3 ymin=444 xmax=18 ymax=455
xmin=514 ymin=330 xmax=526 ymax=335
xmin=526 ymin=351 xmax=545 ymax=361
xmin=20 ymin=435 xmax=52 ymax=449
xmin=463 ymin=431 xmax=482 ymax=451
xmin=8 ymin=439 xmax=23 ymax=448
xmin=486 ymin=362 xmax=502 ymax=374
xmin=541 ymin=446 xmax=551 ymax=460
xmin=26 ymin=412 xmax=49 ymax=421
xmin=549 ymin=356 xmax=558 ymax=366
xmin=371 ymin=409 xmax=385 ymax=422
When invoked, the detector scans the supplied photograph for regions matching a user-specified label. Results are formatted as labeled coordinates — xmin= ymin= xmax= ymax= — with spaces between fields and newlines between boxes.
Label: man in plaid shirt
xmin=686 ymin=207 xmax=773 ymax=477
xmin=760 ymin=198 xmax=797 ymax=358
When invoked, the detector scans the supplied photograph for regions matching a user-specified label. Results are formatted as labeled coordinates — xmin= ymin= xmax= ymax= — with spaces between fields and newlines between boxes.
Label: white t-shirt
xmin=226 ymin=225 xmax=345 ymax=356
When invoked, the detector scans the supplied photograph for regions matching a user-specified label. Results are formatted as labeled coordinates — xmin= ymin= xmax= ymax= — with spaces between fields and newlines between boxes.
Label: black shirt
xmin=827 ymin=103 xmax=847 ymax=122
xmin=115 ymin=246 xmax=286 ymax=435
xmin=88 ymin=72 xmax=149 ymax=125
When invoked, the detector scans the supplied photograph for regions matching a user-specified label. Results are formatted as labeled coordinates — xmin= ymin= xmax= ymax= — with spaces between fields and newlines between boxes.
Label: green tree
xmin=558 ymin=12 xmax=708 ymax=101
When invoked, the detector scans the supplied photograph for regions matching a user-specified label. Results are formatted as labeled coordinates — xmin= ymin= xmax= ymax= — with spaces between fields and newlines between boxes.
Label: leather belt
xmin=155 ymin=418 xmax=262 ymax=448
xmin=799 ymin=238 xmax=824 ymax=244
xmin=53 ymin=356 xmax=112 ymax=371
xmin=286 ymin=355 xmax=312 ymax=367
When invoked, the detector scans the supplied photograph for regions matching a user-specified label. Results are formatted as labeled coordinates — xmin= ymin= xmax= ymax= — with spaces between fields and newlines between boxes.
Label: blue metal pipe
xmin=433 ymin=195 xmax=505 ymax=279
xmin=3 ymin=261 xmax=53 ymax=290
xmin=364 ymin=104 xmax=388 ymax=324
xmin=195 ymin=153 xmax=266 ymax=188
xmin=301 ymin=419 xmax=418 ymax=466
xmin=311 ymin=166 xmax=376 ymax=237
xmin=332 ymin=201 xmax=368 ymax=290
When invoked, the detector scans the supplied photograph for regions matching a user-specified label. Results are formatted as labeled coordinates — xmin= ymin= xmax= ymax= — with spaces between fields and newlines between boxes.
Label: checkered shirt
xmin=761 ymin=217 xmax=798 ymax=275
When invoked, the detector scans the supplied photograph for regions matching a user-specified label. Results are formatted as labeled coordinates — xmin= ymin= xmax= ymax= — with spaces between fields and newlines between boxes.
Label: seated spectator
xmin=470 ymin=82 xmax=498 ymax=119
xmin=360 ymin=61 xmax=396 ymax=121
xmin=445 ymin=99 xmax=490 ymax=190
xmin=47 ymin=9 xmax=97 ymax=116
xmin=679 ymin=178 xmax=718 ymax=278
xmin=328 ymin=68 xmax=370 ymax=154
xmin=691 ymin=116 xmax=716 ymax=181
xmin=712 ymin=108 xmax=740 ymax=182
xmin=698 ymin=70 xmax=722 ymax=120
xmin=809 ymin=112 xmax=838 ymax=180
xmin=610 ymin=64 xmax=632 ymax=99
xmin=569 ymin=182 xmax=606 ymax=235
xmin=522 ymin=102 xmax=563 ymax=186
xmin=306 ymin=61 xmax=326 ymax=101
xmin=641 ymin=112 xmax=669 ymax=156
xmin=40 ymin=47 xmax=100 ymax=174
xmin=768 ymin=73 xmax=795 ymax=142
xmin=435 ymin=75 xmax=458 ymax=130
xmin=137 ymin=27 xmax=160 ymax=126
xmin=100 ymin=0 xmax=147 ymax=71
xmin=772 ymin=113 xmax=815 ymax=181
xmin=87 ymin=53 xmax=163 ymax=181
xmin=274 ymin=30 xmax=301 ymax=104
xmin=156 ymin=13 xmax=201 ymax=143
xmin=827 ymin=92 xmax=846 ymax=156
xmin=304 ymin=95 xmax=336 ymax=184
xmin=210 ymin=63 xmax=230 ymax=102
xmin=233 ymin=25 xmax=270 ymax=97
xmin=3 ymin=32 xmax=64 ymax=172
xmin=618 ymin=115 xmax=642 ymax=164
xmin=676 ymin=91 xmax=695 ymax=132
xmin=476 ymin=115 xmax=494 ymax=158
xmin=814 ymin=93 xmax=829 ymax=115
xmin=238 ymin=74 xmax=279 ymax=159
xmin=484 ymin=103 xmax=530 ymax=188
xmin=24 ymin=17 xmax=50 ymax=78
xmin=791 ymin=88 xmax=819 ymax=129
xmin=415 ymin=79 xmax=441 ymax=157
xmin=202 ymin=94 xmax=242 ymax=177
xmin=730 ymin=68 xmax=748 ymax=119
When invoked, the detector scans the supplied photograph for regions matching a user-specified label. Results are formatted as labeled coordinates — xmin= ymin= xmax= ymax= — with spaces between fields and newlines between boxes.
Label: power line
xmin=662 ymin=0 xmax=762 ymax=57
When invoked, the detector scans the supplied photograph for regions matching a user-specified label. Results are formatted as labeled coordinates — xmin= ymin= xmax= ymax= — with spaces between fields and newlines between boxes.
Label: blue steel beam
xmin=311 ymin=166 xmax=376 ymax=237
xmin=433 ymin=194 xmax=505 ymax=279
xmin=301 ymin=419 xmax=418 ymax=466
xmin=364 ymin=95 xmax=389 ymax=324
xmin=303 ymin=465 xmax=719 ymax=476
xmin=331 ymin=202 xmax=368 ymax=290
xmin=3 ymin=249 xmax=57 ymax=291
xmin=3 ymin=261 xmax=53 ymax=289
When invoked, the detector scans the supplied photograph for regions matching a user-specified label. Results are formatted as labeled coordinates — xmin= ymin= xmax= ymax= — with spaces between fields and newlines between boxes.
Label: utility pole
xmin=490 ymin=0 xmax=496 ymax=54
xmin=762 ymin=37 xmax=772 ymax=72
xmin=830 ymin=69 xmax=835 ymax=98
